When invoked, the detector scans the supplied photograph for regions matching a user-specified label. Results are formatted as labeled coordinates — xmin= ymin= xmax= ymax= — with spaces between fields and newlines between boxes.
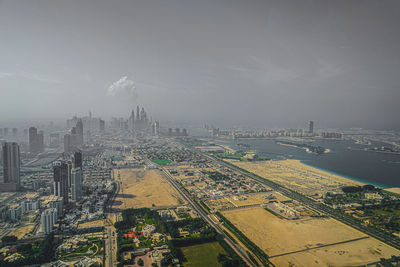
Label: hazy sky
xmin=0 ymin=0 xmax=399 ymax=129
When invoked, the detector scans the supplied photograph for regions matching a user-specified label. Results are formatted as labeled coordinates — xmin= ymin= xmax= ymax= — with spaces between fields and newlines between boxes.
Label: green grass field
xmin=152 ymin=159 xmax=172 ymax=165
xmin=180 ymin=242 xmax=225 ymax=267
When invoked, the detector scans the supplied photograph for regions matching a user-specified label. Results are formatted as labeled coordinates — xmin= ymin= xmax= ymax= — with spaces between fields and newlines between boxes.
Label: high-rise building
xmin=71 ymin=168 xmax=82 ymax=202
xmin=309 ymin=121 xmax=314 ymax=134
xmin=41 ymin=208 xmax=57 ymax=234
xmin=152 ymin=121 xmax=159 ymax=136
xmin=64 ymin=134 xmax=72 ymax=153
xmin=53 ymin=161 xmax=69 ymax=204
xmin=3 ymin=128 xmax=8 ymax=137
xmin=49 ymin=196 xmax=63 ymax=217
xmin=29 ymin=127 xmax=38 ymax=153
xmin=99 ymin=119 xmax=105 ymax=132
xmin=2 ymin=142 xmax=20 ymax=191
xmin=12 ymin=128 xmax=18 ymax=138
xmin=129 ymin=110 xmax=135 ymax=131
xmin=76 ymin=119 xmax=84 ymax=145
xmin=73 ymin=151 xmax=82 ymax=169
xmin=29 ymin=127 xmax=44 ymax=153
xmin=71 ymin=151 xmax=83 ymax=202
xmin=37 ymin=131 xmax=44 ymax=152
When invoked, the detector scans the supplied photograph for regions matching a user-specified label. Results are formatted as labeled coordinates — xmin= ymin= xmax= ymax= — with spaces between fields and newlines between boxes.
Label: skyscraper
xmin=99 ymin=119 xmax=105 ymax=132
xmin=37 ymin=131 xmax=44 ymax=152
xmin=71 ymin=167 xmax=82 ymax=202
xmin=76 ymin=119 xmax=84 ymax=145
xmin=2 ymin=142 xmax=20 ymax=191
xmin=129 ymin=110 xmax=135 ymax=131
xmin=53 ymin=161 xmax=69 ymax=204
xmin=71 ymin=151 xmax=83 ymax=202
xmin=152 ymin=121 xmax=159 ymax=136
xmin=73 ymin=151 xmax=82 ymax=169
xmin=12 ymin=128 xmax=18 ymax=138
xmin=64 ymin=134 xmax=71 ymax=153
xmin=29 ymin=127 xmax=38 ymax=153
xmin=309 ymin=121 xmax=314 ymax=134
xmin=29 ymin=127 xmax=44 ymax=153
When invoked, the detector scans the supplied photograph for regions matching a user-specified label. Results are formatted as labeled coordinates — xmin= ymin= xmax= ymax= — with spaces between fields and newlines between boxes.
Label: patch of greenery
xmin=152 ymin=159 xmax=172 ymax=165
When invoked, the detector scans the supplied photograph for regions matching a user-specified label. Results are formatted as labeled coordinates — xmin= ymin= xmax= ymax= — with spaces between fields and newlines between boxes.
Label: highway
xmin=159 ymin=166 xmax=257 ymax=267
xmin=105 ymin=169 xmax=120 ymax=267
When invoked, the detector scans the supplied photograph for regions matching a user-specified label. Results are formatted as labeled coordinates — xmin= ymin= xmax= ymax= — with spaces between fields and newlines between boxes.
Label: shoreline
xmin=299 ymin=160 xmax=389 ymax=189
xmin=217 ymin=141 xmax=393 ymax=189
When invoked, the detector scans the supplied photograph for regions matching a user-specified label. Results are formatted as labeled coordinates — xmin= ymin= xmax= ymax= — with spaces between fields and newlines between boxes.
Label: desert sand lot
xmin=113 ymin=168 xmax=182 ymax=209
xmin=9 ymin=224 xmax=35 ymax=239
xmin=223 ymin=207 xmax=400 ymax=266
xmin=272 ymin=238 xmax=400 ymax=267
xmin=228 ymin=192 xmax=291 ymax=207
xmin=78 ymin=219 xmax=105 ymax=228
xmin=228 ymin=159 xmax=363 ymax=196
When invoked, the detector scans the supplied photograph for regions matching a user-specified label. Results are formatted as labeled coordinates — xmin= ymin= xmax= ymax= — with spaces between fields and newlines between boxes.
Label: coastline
xmin=299 ymin=160 xmax=389 ymax=189
xmin=216 ymin=141 xmax=394 ymax=189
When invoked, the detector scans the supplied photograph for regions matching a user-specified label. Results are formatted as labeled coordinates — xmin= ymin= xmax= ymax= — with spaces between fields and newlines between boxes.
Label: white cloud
xmin=107 ymin=76 xmax=136 ymax=96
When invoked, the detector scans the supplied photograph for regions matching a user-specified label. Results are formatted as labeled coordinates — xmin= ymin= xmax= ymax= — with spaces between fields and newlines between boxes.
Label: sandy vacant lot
xmin=228 ymin=159 xmax=363 ymax=196
xmin=10 ymin=224 xmax=35 ymax=239
xmin=78 ymin=219 xmax=105 ymax=228
xmin=228 ymin=192 xmax=291 ymax=207
xmin=113 ymin=168 xmax=182 ymax=209
xmin=223 ymin=207 xmax=400 ymax=266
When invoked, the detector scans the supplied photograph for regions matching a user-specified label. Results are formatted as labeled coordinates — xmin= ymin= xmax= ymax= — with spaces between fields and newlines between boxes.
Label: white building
xmin=41 ymin=208 xmax=57 ymax=234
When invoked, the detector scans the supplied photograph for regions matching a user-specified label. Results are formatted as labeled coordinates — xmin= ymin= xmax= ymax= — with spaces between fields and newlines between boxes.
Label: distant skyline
xmin=1 ymin=0 xmax=400 ymax=130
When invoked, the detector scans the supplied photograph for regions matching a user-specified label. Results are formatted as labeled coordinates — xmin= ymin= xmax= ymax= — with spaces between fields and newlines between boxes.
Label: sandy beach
xmin=227 ymin=159 xmax=363 ymax=196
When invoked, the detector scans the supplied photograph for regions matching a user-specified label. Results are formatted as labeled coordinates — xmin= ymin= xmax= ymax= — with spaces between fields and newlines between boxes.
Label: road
xmin=104 ymin=168 xmax=120 ymax=267
xmin=159 ymin=166 xmax=257 ymax=267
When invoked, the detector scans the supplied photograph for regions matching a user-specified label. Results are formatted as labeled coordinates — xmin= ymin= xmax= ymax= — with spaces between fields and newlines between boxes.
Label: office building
xmin=41 ymin=208 xmax=57 ymax=234
xmin=21 ymin=200 xmax=40 ymax=213
xmin=64 ymin=134 xmax=72 ymax=153
xmin=76 ymin=119 xmax=84 ymax=145
xmin=72 ymin=151 xmax=82 ymax=169
xmin=29 ymin=127 xmax=44 ymax=153
xmin=71 ymin=168 xmax=83 ymax=202
xmin=9 ymin=205 xmax=21 ymax=221
xmin=12 ymin=128 xmax=18 ymax=138
xmin=99 ymin=119 xmax=105 ymax=131
xmin=152 ymin=121 xmax=160 ymax=136
xmin=29 ymin=127 xmax=38 ymax=153
xmin=49 ymin=196 xmax=63 ymax=217
xmin=309 ymin=121 xmax=314 ymax=134
xmin=2 ymin=142 xmax=20 ymax=191
xmin=53 ymin=161 xmax=69 ymax=204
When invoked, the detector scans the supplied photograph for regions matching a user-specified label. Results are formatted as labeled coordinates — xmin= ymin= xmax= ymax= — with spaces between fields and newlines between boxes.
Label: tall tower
xmin=309 ymin=121 xmax=314 ymax=134
xmin=136 ymin=106 xmax=140 ymax=121
xmin=76 ymin=119 xmax=84 ymax=145
xmin=2 ymin=142 xmax=20 ymax=190
xmin=71 ymin=168 xmax=82 ymax=202
xmin=130 ymin=110 xmax=135 ymax=130
xmin=71 ymin=151 xmax=83 ymax=202
xmin=53 ymin=161 xmax=69 ymax=204
xmin=29 ymin=127 xmax=38 ymax=153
